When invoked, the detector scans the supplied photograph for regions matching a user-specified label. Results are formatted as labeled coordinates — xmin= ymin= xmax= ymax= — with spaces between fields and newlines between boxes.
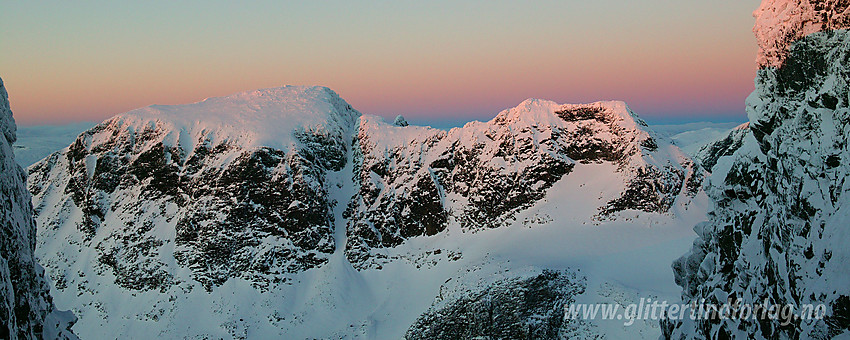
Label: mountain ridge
xmin=28 ymin=87 xmax=705 ymax=338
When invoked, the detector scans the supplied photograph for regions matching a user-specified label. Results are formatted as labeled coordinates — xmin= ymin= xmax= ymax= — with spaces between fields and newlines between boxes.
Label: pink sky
xmin=2 ymin=1 xmax=760 ymax=126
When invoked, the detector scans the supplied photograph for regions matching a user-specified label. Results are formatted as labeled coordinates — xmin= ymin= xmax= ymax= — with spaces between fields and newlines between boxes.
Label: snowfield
xmin=651 ymin=121 xmax=744 ymax=157
xmin=41 ymin=162 xmax=709 ymax=339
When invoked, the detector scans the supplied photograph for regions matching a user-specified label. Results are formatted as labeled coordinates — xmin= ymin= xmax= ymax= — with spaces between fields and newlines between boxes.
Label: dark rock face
xmin=393 ymin=115 xmax=409 ymax=127
xmin=666 ymin=28 xmax=850 ymax=339
xmin=343 ymin=126 xmax=449 ymax=267
xmin=405 ymin=270 xmax=585 ymax=340
xmin=433 ymin=131 xmax=574 ymax=230
xmin=171 ymin=141 xmax=340 ymax=290
xmin=344 ymin=102 xmax=697 ymax=268
xmin=552 ymin=105 xmax=630 ymax=163
xmin=601 ymin=164 xmax=688 ymax=216
xmin=549 ymin=104 xmax=701 ymax=218
xmin=693 ymin=123 xmax=750 ymax=171
xmin=0 ymin=77 xmax=76 ymax=339
xmin=29 ymin=89 xmax=358 ymax=292
xmin=429 ymin=118 xmax=579 ymax=231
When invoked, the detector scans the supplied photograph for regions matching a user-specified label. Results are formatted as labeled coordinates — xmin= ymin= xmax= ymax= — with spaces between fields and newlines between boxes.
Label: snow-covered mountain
xmin=30 ymin=86 xmax=359 ymax=292
xmin=651 ymin=122 xmax=746 ymax=158
xmin=0 ymin=77 xmax=76 ymax=339
xmin=665 ymin=0 xmax=850 ymax=338
xmin=28 ymin=84 xmax=709 ymax=338
xmin=346 ymin=99 xmax=704 ymax=268
xmin=691 ymin=122 xmax=750 ymax=171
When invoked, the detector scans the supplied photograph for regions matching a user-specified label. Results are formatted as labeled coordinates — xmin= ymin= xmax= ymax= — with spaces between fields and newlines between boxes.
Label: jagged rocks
xmin=754 ymin=0 xmax=850 ymax=68
xmin=393 ymin=115 xmax=409 ymax=127
xmin=343 ymin=122 xmax=448 ymax=267
xmin=405 ymin=270 xmax=585 ymax=339
xmin=29 ymin=86 xmax=359 ymax=292
xmin=344 ymin=100 xmax=699 ymax=268
xmin=0 ymin=77 xmax=77 ymax=339
xmin=666 ymin=4 xmax=850 ymax=337
xmin=692 ymin=123 xmax=750 ymax=171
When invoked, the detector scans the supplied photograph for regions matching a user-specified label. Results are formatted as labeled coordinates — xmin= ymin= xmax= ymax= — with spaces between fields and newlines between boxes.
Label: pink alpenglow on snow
xmin=754 ymin=0 xmax=850 ymax=68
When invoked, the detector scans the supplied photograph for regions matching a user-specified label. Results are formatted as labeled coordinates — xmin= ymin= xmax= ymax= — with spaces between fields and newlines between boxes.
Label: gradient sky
xmin=2 ymin=0 xmax=760 ymax=127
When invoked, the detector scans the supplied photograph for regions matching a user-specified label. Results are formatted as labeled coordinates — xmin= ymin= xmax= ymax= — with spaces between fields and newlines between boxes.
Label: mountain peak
xmin=493 ymin=99 xmax=644 ymax=131
xmin=754 ymin=0 xmax=850 ymax=68
xmin=491 ymin=98 xmax=561 ymax=126
xmin=194 ymin=85 xmax=337 ymax=106
xmin=103 ymin=85 xmax=360 ymax=151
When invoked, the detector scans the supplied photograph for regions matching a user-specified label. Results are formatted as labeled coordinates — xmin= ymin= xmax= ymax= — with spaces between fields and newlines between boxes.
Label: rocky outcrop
xmin=666 ymin=1 xmax=850 ymax=338
xmin=406 ymin=270 xmax=585 ymax=339
xmin=29 ymin=86 xmax=359 ymax=292
xmin=0 ymin=77 xmax=76 ymax=339
xmin=393 ymin=115 xmax=409 ymax=127
xmin=344 ymin=100 xmax=700 ymax=268
xmin=754 ymin=0 xmax=850 ymax=68
xmin=692 ymin=123 xmax=750 ymax=171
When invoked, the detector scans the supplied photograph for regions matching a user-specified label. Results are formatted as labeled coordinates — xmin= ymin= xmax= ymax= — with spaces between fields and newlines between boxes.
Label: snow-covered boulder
xmin=393 ymin=115 xmax=409 ymax=127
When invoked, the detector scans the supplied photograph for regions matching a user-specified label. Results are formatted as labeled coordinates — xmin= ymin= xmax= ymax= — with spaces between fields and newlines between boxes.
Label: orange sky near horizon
xmin=2 ymin=1 xmax=760 ymax=126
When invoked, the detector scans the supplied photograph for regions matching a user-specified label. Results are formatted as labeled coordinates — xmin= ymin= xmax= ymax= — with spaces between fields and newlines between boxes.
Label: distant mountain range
xmin=13 ymin=118 xmax=741 ymax=169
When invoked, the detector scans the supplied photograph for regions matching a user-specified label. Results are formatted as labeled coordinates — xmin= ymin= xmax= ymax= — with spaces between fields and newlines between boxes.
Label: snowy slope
xmin=29 ymin=88 xmax=708 ymax=338
xmin=666 ymin=1 xmax=850 ymax=338
xmin=650 ymin=121 xmax=745 ymax=157
xmin=691 ymin=122 xmax=751 ymax=171
xmin=650 ymin=121 xmax=743 ymax=137
xmin=0 ymin=77 xmax=77 ymax=339
xmin=346 ymin=99 xmax=704 ymax=269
